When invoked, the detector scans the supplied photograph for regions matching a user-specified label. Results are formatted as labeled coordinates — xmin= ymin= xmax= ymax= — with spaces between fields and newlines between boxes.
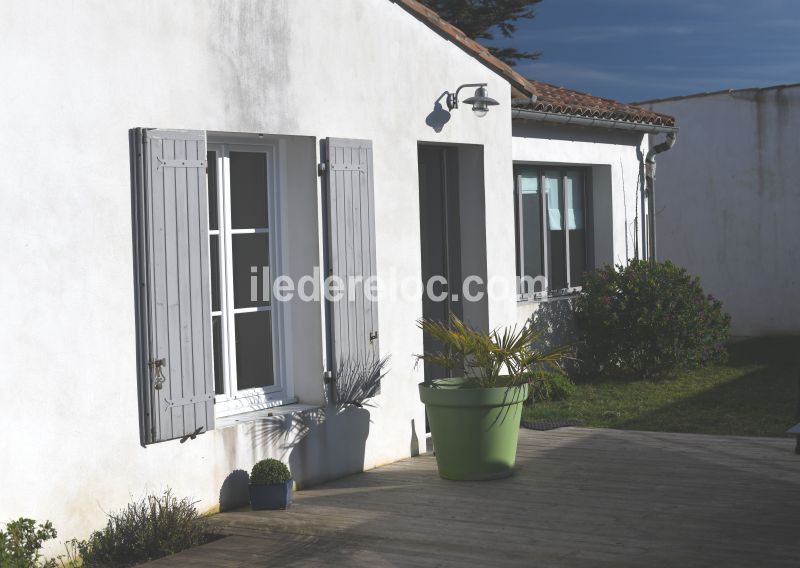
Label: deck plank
xmin=145 ymin=428 xmax=800 ymax=567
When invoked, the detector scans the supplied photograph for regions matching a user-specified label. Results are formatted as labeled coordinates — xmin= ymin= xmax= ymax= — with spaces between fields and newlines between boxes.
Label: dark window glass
xmin=566 ymin=170 xmax=587 ymax=286
xmin=235 ymin=311 xmax=274 ymax=390
xmin=520 ymin=171 xmax=544 ymax=284
xmin=207 ymin=151 xmax=218 ymax=231
xmin=231 ymin=233 xmax=269 ymax=308
xmin=210 ymin=235 xmax=220 ymax=312
xmin=544 ymin=171 xmax=567 ymax=290
xmin=212 ymin=315 xmax=224 ymax=395
xmin=230 ymin=151 xmax=268 ymax=229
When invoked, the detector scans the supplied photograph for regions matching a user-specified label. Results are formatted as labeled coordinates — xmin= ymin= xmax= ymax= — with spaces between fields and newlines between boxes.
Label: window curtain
xmin=544 ymin=171 xmax=561 ymax=230
xmin=520 ymin=172 xmax=539 ymax=195
xmin=566 ymin=170 xmax=584 ymax=230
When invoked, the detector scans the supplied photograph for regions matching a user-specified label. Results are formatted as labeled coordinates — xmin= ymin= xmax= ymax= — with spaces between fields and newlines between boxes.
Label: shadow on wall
xmin=218 ymin=358 xmax=391 ymax=509
xmin=425 ymin=93 xmax=451 ymax=133
xmin=288 ymin=406 xmax=371 ymax=488
xmin=219 ymin=469 xmax=250 ymax=512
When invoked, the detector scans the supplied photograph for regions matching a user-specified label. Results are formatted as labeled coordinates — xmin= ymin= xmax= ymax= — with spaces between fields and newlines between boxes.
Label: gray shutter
xmin=130 ymin=128 xmax=214 ymax=445
xmin=322 ymin=138 xmax=380 ymax=373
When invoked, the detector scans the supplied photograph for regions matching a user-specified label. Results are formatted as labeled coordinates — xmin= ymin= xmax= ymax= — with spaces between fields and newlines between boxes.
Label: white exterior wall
xmin=0 ymin=0 xmax=516 ymax=544
xmin=511 ymin=123 xmax=647 ymax=326
xmin=644 ymin=86 xmax=800 ymax=336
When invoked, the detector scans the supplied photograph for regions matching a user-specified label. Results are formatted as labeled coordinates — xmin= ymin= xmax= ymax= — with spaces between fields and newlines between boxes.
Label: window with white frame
xmin=514 ymin=165 xmax=592 ymax=299
xmin=207 ymin=142 xmax=286 ymax=412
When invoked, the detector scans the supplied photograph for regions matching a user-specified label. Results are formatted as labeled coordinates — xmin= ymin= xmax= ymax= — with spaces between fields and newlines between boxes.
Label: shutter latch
xmin=318 ymin=162 xmax=327 ymax=176
xmin=149 ymin=358 xmax=167 ymax=390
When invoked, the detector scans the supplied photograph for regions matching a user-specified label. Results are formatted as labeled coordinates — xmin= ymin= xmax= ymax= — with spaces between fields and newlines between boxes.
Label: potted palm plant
xmin=248 ymin=459 xmax=293 ymax=510
xmin=417 ymin=316 xmax=567 ymax=481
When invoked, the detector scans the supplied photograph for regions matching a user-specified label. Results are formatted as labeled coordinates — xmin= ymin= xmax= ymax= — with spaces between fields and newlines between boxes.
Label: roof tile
xmin=514 ymin=81 xmax=676 ymax=127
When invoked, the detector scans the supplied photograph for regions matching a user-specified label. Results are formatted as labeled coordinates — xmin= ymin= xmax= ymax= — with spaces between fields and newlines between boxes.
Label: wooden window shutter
xmin=130 ymin=128 xmax=215 ymax=445
xmin=322 ymin=138 xmax=380 ymax=373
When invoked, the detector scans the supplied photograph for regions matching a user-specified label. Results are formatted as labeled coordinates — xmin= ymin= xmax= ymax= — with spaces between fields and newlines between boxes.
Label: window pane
xmin=545 ymin=171 xmax=567 ymax=290
xmin=210 ymin=235 xmax=221 ymax=312
xmin=235 ymin=311 xmax=274 ymax=390
xmin=566 ymin=170 xmax=587 ymax=285
xmin=213 ymin=315 xmax=224 ymax=395
xmin=232 ymin=233 xmax=269 ymax=308
xmin=207 ymin=151 xmax=219 ymax=231
xmin=230 ymin=151 xmax=268 ymax=229
xmin=519 ymin=171 xmax=544 ymax=291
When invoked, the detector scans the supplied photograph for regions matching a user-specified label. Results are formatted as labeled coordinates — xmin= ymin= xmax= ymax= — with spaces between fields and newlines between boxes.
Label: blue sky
xmin=495 ymin=0 xmax=800 ymax=102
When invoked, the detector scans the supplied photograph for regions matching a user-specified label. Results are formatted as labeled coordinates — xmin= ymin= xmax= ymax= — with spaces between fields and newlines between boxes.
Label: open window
xmin=132 ymin=129 xmax=376 ymax=443
xmin=207 ymin=142 xmax=288 ymax=416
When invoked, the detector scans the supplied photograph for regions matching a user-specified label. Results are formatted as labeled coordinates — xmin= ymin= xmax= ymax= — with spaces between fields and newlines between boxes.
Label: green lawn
xmin=524 ymin=336 xmax=800 ymax=437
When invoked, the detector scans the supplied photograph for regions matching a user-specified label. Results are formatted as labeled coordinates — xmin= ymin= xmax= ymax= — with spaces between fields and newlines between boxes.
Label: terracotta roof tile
xmin=392 ymin=0 xmax=537 ymax=98
xmin=513 ymin=81 xmax=676 ymax=127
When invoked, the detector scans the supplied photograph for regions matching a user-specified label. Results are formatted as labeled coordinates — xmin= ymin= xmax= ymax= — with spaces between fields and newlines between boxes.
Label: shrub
xmin=77 ymin=490 xmax=212 ymax=567
xmin=250 ymin=459 xmax=291 ymax=485
xmin=0 ymin=518 xmax=58 ymax=568
xmin=575 ymin=259 xmax=731 ymax=379
xmin=528 ymin=370 xmax=576 ymax=402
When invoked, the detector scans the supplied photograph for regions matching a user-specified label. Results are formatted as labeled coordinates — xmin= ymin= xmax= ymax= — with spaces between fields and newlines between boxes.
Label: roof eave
xmin=512 ymin=108 xmax=679 ymax=135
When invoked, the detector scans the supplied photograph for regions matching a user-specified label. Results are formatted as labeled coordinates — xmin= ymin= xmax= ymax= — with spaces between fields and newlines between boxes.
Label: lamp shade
xmin=463 ymin=86 xmax=499 ymax=118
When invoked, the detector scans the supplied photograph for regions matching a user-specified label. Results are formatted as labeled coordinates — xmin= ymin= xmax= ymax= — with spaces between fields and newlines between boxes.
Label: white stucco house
xmin=0 ymin=0 xmax=676 ymax=545
xmin=640 ymin=84 xmax=800 ymax=336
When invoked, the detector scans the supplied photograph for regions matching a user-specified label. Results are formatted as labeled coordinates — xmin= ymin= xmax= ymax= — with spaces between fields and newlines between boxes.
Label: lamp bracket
xmin=446 ymin=83 xmax=487 ymax=111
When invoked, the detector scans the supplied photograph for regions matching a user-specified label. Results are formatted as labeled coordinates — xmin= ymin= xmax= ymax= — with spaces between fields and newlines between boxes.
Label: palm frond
xmin=417 ymin=315 xmax=569 ymax=388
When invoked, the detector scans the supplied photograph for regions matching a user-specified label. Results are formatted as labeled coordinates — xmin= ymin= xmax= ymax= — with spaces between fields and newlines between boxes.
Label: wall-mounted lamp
xmin=446 ymin=83 xmax=499 ymax=118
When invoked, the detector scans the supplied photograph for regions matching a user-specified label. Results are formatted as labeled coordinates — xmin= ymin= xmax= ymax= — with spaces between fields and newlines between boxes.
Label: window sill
xmin=517 ymin=287 xmax=583 ymax=305
xmin=216 ymin=402 xmax=322 ymax=429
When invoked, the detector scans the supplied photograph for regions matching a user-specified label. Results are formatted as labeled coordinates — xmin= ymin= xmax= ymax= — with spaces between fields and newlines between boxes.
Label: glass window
xmin=566 ymin=170 xmax=587 ymax=285
xmin=231 ymin=233 xmax=270 ymax=309
xmin=234 ymin=311 xmax=275 ymax=390
xmin=514 ymin=165 xmax=591 ymax=297
xmin=518 ymin=170 xmax=544 ymax=286
xmin=230 ymin=151 xmax=268 ymax=229
xmin=545 ymin=170 xmax=567 ymax=290
xmin=207 ymin=145 xmax=280 ymax=404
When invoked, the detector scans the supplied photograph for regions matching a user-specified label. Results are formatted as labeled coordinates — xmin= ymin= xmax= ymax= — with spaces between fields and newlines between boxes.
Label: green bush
xmin=0 ymin=518 xmax=58 ymax=568
xmin=528 ymin=370 xmax=577 ymax=402
xmin=76 ymin=490 xmax=212 ymax=567
xmin=250 ymin=459 xmax=291 ymax=485
xmin=575 ymin=260 xmax=731 ymax=379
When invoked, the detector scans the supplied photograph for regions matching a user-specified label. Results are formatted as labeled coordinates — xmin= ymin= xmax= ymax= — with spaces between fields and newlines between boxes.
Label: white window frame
xmin=515 ymin=165 xmax=591 ymax=301
xmin=207 ymin=140 xmax=291 ymax=417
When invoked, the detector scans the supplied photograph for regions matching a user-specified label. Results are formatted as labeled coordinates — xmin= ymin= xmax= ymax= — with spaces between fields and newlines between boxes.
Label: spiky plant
xmin=417 ymin=315 xmax=568 ymax=388
xmin=333 ymin=356 xmax=391 ymax=408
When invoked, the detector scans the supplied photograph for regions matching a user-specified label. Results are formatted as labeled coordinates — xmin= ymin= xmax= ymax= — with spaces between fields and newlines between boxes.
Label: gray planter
xmin=248 ymin=479 xmax=293 ymax=510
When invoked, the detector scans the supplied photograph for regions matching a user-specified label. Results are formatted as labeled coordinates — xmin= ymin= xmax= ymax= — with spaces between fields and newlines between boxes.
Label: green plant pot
xmin=419 ymin=378 xmax=528 ymax=481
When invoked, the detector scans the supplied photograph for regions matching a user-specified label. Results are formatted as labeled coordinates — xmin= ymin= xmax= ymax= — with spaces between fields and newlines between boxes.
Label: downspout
xmin=645 ymin=131 xmax=677 ymax=262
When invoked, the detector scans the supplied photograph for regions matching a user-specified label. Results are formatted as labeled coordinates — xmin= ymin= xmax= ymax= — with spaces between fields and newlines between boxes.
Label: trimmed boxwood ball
xmin=575 ymin=260 xmax=731 ymax=379
xmin=250 ymin=459 xmax=291 ymax=485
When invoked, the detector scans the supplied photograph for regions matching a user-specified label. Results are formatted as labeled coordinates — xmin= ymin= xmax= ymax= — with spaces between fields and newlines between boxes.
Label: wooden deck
xmin=146 ymin=428 xmax=800 ymax=567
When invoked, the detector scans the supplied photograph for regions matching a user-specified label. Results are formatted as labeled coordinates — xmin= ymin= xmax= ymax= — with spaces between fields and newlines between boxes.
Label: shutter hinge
xmin=180 ymin=427 xmax=205 ymax=444
xmin=318 ymin=162 xmax=327 ymax=176
xmin=369 ymin=331 xmax=379 ymax=343
xmin=324 ymin=370 xmax=336 ymax=384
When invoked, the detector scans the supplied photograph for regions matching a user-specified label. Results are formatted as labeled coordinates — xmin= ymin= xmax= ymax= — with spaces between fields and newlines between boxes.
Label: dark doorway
xmin=418 ymin=145 xmax=463 ymax=382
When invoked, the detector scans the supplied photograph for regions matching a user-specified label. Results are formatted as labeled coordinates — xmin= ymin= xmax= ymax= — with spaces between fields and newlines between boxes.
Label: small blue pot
xmin=249 ymin=479 xmax=293 ymax=510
